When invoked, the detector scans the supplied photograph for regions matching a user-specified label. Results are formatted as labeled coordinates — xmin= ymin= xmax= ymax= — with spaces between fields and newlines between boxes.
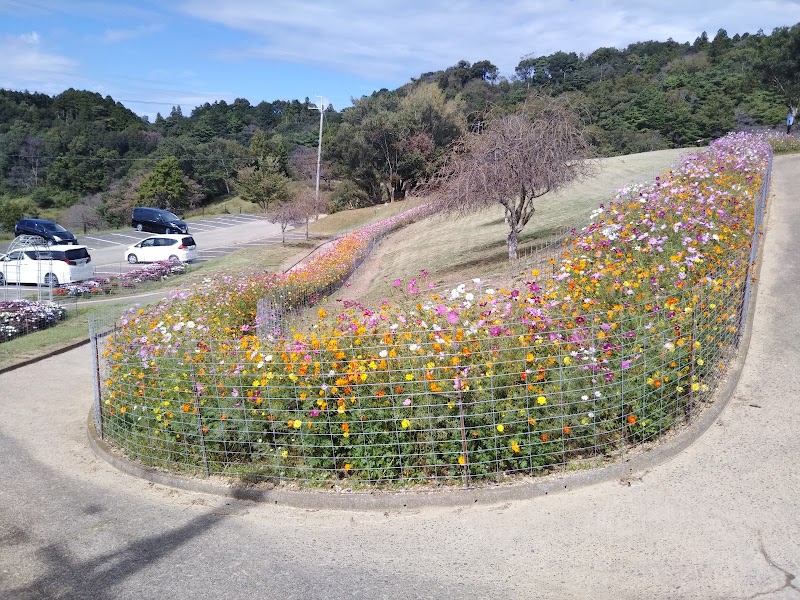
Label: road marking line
xmin=107 ymin=233 xmax=143 ymax=240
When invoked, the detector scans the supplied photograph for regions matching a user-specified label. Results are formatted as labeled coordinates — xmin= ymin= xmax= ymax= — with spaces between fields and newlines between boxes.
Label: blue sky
xmin=1 ymin=0 xmax=798 ymax=120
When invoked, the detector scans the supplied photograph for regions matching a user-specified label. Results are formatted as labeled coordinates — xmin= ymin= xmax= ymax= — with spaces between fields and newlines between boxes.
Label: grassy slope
xmin=339 ymin=148 xmax=693 ymax=302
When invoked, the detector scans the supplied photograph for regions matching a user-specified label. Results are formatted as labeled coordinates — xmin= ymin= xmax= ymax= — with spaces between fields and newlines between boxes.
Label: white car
xmin=124 ymin=234 xmax=199 ymax=264
xmin=0 ymin=245 xmax=94 ymax=286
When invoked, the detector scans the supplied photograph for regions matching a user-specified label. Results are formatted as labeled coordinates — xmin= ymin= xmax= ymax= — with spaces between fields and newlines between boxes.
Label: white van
xmin=0 ymin=245 xmax=94 ymax=286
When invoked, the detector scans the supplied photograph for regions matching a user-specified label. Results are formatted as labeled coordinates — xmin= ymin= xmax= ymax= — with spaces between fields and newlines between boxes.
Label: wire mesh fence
xmin=91 ymin=278 xmax=747 ymax=488
xmin=89 ymin=152 xmax=771 ymax=491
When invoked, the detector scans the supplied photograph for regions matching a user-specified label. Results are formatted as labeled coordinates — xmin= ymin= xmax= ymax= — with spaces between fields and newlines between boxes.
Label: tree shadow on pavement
xmin=4 ymin=511 xmax=224 ymax=600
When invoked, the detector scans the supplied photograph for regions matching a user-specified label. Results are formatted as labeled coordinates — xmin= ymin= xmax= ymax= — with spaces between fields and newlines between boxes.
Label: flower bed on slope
xmin=99 ymin=133 xmax=771 ymax=487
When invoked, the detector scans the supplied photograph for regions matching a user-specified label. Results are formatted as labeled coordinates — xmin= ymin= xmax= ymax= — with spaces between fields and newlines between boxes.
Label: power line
xmin=0 ymin=153 xmax=254 ymax=163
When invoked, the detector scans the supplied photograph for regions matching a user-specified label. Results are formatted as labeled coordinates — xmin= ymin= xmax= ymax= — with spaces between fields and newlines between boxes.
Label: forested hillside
xmin=0 ymin=23 xmax=797 ymax=233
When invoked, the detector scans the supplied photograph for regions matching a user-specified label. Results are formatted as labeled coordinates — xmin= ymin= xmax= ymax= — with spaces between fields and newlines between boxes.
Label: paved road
xmin=1 ymin=155 xmax=799 ymax=599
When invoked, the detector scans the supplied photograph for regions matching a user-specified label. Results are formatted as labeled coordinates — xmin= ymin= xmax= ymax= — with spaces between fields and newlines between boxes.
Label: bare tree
xmin=63 ymin=193 xmax=105 ymax=234
xmin=267 ymin=197 xmax=308 ymax=244
xmin=289 ymin=146 xmax=330 ymax=186
xmin=430 ymin=98 xmax=592 ymax=260
xmin=8 ymin=136 xmax=46 ymax=191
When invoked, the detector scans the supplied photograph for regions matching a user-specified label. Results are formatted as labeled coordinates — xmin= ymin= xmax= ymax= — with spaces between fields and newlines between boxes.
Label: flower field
xmin=1 ymin=299 xmax=67 ymax=342
xmin=96 ymin=132 xmax=773 ymax=488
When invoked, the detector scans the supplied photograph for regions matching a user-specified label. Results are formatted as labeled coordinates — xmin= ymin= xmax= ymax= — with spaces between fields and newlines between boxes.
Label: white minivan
xmin=0 ymin=245 xmax=94 ymax=286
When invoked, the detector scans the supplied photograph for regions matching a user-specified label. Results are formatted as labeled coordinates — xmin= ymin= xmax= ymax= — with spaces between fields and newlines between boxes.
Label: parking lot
xmin=1 ymin=212 xmax=310 ymax=292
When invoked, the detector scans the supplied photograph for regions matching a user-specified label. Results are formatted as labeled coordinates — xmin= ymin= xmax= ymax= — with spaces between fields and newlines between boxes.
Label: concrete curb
xmin=0 ymin=337 xmax=90 ymax=375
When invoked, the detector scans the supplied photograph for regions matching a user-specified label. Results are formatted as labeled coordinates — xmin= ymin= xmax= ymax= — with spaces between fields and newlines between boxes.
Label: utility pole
xmin=309 ymin=96 xmax=328 ymax=220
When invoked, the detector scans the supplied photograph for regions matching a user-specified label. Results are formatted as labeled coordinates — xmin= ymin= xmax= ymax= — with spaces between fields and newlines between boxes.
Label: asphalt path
xmin=1 ymin=156 xmax=799 ymax=599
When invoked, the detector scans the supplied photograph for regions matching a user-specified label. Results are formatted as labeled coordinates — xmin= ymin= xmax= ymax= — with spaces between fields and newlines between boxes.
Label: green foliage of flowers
xmin=100 ymin=133 xmax=772 ymax=487
xmin=759 ymin=130 xmax=800 ymax=154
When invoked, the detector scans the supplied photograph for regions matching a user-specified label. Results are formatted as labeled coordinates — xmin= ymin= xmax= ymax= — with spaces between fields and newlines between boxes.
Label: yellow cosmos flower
xmin=496 ymin=424 xmax=505 ymax=433
xmin=401 ymin=419 xmax=410 ymax=429
xmin=537 ymin=396 xmax=547 ymax=405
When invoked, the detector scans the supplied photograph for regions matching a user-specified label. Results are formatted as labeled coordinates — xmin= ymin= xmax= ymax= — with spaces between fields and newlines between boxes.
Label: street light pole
xmin=310 ymin=96 xmax=328 ymax=221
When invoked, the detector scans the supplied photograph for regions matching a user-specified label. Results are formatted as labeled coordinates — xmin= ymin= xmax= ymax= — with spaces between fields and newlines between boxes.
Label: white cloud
xmin=98 ymin=23 xmax=163 ymax=44
xmin=177 ymin=0 xmax=799 ymax=80
xmin=0 ymin=32 xmax=78 ymax=90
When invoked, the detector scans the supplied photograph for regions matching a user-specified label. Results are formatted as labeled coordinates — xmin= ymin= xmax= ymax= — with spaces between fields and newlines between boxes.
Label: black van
xmin=131 ymin=207 xmax=189 ymax=234
xmin=14 ymin=218 xmax=78 ymax=244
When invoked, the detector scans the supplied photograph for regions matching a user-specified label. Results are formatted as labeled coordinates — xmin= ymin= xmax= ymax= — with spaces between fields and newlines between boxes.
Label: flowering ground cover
xmin=99 ymin=132 xmax=773 ymax=488
xmin=0 ymin=300 xmax=67 ymax=342
xmin=0 ymin=261 xmax=190 ymax=346
xmin=51 ymin=261 xmax=188 ymax=298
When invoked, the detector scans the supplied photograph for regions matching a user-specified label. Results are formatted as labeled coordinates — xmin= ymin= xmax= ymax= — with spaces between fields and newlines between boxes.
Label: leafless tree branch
xmin=428 ymin=96 xmax=593 ymax=259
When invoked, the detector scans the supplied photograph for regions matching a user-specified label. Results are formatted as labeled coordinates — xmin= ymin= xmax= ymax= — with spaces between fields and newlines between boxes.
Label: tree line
xmin=0 ymin=23 xmax=797 ymax=235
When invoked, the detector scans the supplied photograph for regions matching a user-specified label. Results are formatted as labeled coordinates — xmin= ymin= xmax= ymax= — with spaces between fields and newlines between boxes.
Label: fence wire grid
xmin=89 ymin=158 xmax=771 ymax=491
